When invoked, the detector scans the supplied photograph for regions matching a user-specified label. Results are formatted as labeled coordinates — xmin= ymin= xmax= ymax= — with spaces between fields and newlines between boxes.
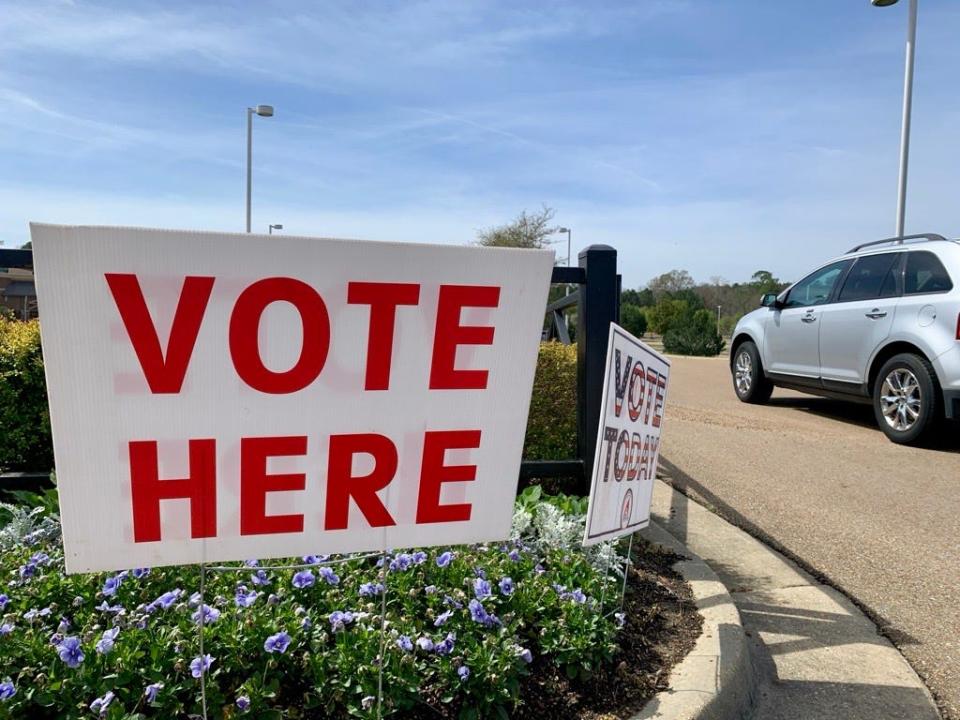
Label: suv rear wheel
xmin=732 ymin=341 xmax=773 ymax=404
xmin=873 ymin=353 xmax=940 ymax=444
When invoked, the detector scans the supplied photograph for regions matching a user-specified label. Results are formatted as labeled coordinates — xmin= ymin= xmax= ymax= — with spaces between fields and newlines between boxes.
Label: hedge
xmin=523 ymin=343 xmax=577 ymax=461
xmin=0 ymin=318 xmax=51 ymax=472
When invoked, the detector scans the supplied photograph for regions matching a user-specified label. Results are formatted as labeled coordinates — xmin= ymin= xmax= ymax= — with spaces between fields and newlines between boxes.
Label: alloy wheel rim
xmin=879 ymin=368 xmax=922 ymax=432
xmin=735 ymin=351 xmax=753 ymax=395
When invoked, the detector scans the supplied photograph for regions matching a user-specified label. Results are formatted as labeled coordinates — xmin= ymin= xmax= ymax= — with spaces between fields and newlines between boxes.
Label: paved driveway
xmin=658 ymin=355 xmax=960 ymax=719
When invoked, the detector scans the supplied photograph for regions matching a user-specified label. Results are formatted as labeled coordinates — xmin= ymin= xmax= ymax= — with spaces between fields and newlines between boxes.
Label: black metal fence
xmin=519 ymin=245 xmax=619 ymax=493
xmin=0 ymin=245 xmax=619 ymax=496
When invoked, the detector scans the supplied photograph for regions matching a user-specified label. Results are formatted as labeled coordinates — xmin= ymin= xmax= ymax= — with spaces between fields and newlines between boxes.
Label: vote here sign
xmin=31 ymin=224 xmax=554 ymax=573
xmin=582 ymin=324 xmax=670 ymax=546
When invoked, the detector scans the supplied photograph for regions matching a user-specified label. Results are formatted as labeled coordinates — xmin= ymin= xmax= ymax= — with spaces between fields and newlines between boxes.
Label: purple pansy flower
xmin=519 ymin=647 xmax=533 ymax=663
xmin=416 ymin=636 xmax=434 ymax=652
xmin=133 ymin=567 xmax=151 ymax=579
xmin=0 ymin=681 xmax=16 ymax=701
xmin=434 ymin=632 xmax=456 ymax=655
xmin=468 ymin=599 xmax=500 ymax=628
xmin=191 ymin=604 xmax=221 ymax=625
xmin=144 ymin=682 xmax=163 ymax=702
xmin=292 ymin=570 xmax=315 ymax=589
xmin=508 ymin=549 xmax=521 ymax=562
xmin=397 ymin=635 xmax=413 ymax=652
xmin=0 ymin=594 xmax=8 ymax=610
xmin=57 ymin=636 xmax=84 ymax=668
xmin=473 ymin=578 xmax=491 ymax=600
xmin=435 ymin=551 xmax=454 ymax=568
xmin=235 ymin=586 xmax=258 ymax=608
xmin=328 ymin=610 xmax=355 ymax=632
xmin=0 ymin=623 xmax=14 ymax=636
xmin=264 ymin=631 xmax=291 ymax=654
xmin=236 ymin=695 xmax=251 ymax=712
xmin=190 ymin=654 xmax=214 ymax=678
xmin=251 ymin=569 xmax=270 ymax=586
xmin=434 ymin=610 xmax=454 ymax=627
xmin=102 ymin=575 xmax=122 ymax=596
xmin=95 ymin=627 xmax=120 ymax=655
xmin=89 ymin=690 xmax=114 ymax=717
xmin=359 ymin=582 xmax=384 ymax=597
xmin=499 ymin=577 xmax=515 ymax=596
xmin=458 ymin=666 xmax=470 ymax=681
xmin=318 ymin=566 xmax=339 ymax=586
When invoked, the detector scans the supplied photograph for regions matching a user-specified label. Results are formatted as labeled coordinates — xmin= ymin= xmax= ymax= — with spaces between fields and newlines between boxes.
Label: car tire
xmin=872 ymin=353 xmax=941 ymax=445
xmin=732 ymin=341 xmax=773 ymax=404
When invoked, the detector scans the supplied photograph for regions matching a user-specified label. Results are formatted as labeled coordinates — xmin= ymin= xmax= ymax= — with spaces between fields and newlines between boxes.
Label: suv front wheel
xmin=732 ymin=341 xmax=773 ymax=404
xmin=873 ymin=353 xmax=940 ymax=444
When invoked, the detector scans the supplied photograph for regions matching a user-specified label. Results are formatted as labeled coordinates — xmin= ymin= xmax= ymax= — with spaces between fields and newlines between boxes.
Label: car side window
xmin=784 ymin=261 xmax=848 ymax=308
xmin=838 ymin=253 xmax=901 ymax=302
xmin=904 ymin=251 xmax=953 ymax=295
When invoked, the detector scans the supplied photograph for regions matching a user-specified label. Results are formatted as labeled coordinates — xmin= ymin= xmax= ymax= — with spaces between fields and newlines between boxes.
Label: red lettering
xmin=229 ymin=277 xmax=330 ymax=393
xmin=429 ymin=285 xmax=500 ymax=389
xmin=347 ymin=282 xmax=420 ymax=390
xmin=325 ymin=434 xmax=397 ymax=530
xmin=240 ymin=436 xmax=306 ymax=535
xmin=653 ymin=374 xmax=666 ymax=428
xmin=416 ymin=430 xmax=480 ymax=524
xmin=105 ymin=274 xmax=214 ymax=394
xmin=130 ymin=439 xmax=217 ymax=542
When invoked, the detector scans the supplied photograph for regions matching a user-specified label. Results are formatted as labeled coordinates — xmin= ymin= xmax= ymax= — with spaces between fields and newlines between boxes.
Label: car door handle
xmin=801 ymin=314 xmax=817 ymax=323
xmin=865 ymin=310 xmax=888 ymax=319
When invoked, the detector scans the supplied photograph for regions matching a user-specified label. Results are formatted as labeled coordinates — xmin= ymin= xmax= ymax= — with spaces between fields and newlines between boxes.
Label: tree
xmin=476 ymin=206 xmax=558 ymax=249
xmin=646 ymin=298 xmax=688 ymax=335
xmin=620 ymin=304 xmax=647 ymax=338
xmin=647 ymin=269 xmax=694 ymax=299
xmin=751 ymin=270 xmax=782 ymax=294
xmin=622 ymin=287 xmax=654 ymax=307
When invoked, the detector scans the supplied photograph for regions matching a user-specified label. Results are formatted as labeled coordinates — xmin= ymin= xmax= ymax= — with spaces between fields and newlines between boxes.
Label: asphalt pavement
xmin=657 ymin=355 xmax=960 ymax=720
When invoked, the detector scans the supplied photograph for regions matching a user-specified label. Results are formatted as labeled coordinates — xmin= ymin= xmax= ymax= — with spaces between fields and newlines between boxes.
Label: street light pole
xmin=872 ymin=0 xmax=918 ymax=238
xmin=245 ymin=105 xmax=274 ymax=233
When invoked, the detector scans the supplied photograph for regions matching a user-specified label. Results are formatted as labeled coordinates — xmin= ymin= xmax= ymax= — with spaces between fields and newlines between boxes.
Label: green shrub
xmin=662 ymin=309 xmax=726 ymax=356
xmin=523 ymin=343 xmax=576 ymax=461
xmin=619 ymin=304 xmax=647 ymax=338
xmin=0 ymin=493 xmax=626 ymax=719
xmin=0 ymin=318 xmax=52 ymax=471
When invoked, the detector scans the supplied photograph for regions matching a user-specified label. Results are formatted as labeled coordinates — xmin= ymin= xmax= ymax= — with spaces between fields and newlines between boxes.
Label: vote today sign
xmin=582 ymin=324 xmax=670 ymax=546
xmin=31 ymin=224 xmax=554 ymax=573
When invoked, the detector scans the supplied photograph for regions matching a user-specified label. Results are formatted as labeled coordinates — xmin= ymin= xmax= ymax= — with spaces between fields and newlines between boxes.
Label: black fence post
xmin=576 ymin=245 xmax=618 ymax=493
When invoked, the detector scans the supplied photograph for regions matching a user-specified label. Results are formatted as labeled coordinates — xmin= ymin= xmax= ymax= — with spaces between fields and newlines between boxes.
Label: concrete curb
xmin=631 ymin=522 xmax=755 ymax=720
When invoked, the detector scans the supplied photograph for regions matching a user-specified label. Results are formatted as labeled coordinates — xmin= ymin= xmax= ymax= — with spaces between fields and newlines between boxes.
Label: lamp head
xmin=871 ymin=0 xmax=900 ymax=6
xmin=557 ymin=227 xmax=570 ymax=233
xmin=271 ymin=224 xmax=283 ymax=230
xmin=254 ymin=105 xmax=274 ymax=117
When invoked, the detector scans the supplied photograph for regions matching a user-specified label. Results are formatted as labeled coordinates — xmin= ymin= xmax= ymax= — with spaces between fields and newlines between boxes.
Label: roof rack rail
xmin=847 ymin=233 xmax=948 ymax=254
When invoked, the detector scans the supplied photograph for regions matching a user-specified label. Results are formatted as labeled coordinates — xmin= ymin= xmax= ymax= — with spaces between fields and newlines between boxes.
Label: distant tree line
xmin=619 ymin=268 xmax=789 ymax=355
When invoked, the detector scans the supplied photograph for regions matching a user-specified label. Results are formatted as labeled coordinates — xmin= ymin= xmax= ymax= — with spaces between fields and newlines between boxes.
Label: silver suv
xmin=730 ymin=234 xmax=960 ymax=444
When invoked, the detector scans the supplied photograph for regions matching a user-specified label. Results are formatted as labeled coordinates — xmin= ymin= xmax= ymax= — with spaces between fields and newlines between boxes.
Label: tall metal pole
xmin=895 ymin=0 xmax=918 ymax=238
xmin=245 ymin=107 xmax=253 ymax=234
xmin=566 ymin=229 xmax=572 ymax=268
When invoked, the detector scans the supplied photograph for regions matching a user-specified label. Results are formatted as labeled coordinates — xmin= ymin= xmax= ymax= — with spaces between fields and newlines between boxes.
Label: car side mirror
xmin=761 ymin=293 xmax=780 ymax=308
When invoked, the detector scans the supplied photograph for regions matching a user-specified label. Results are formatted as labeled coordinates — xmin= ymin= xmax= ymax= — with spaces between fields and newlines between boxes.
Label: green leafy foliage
xmin=662 ymin=308 xmax=726 ymax=356
xmin=0 ymin=318 xmax=52 ymax=471
xmin=0 ymin=494 xmax=625 ymax=719
xmin=619 ymin=304 xmax=647 ymax=338
xmin=523 ymin=343 xmax=576 ymax=461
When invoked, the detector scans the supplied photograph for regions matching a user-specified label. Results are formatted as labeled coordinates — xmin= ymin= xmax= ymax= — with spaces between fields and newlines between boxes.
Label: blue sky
xmin=2 ymin=0 xmax=959 ymax=288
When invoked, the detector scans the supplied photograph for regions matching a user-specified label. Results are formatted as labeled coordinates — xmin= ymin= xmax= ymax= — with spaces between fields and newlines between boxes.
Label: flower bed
xmin=0 ymin=488 xmax=667 ymax=719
